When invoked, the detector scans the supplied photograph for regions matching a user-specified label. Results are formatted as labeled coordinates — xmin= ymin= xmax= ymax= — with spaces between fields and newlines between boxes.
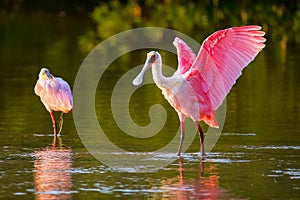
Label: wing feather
xmin=185 ymin=25 xmax=266 ymax=110
xmin=35 ymin=78 xmax=73 ymax=113
xmin=173 ymin=37 xmax=196 ymax=74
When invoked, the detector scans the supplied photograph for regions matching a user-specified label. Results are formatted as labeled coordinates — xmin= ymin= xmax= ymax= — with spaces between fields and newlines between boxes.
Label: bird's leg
xmin=57 ymin=136 xmax=63 ymax=149
xmin=196 ymin=121 xmax=206 ymax=157
xmin=51 ymin=135 xmax=57 ymax=147
xmin=177 ymin=121 xmax=185 ymax=157
xmin=50 ymin=111 xmax=57 ymax=136
xmin=58 ymin=112 xmax=64 ymax=136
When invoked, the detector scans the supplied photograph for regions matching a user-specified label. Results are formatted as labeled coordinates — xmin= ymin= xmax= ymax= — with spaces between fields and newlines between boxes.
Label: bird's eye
xmin=151 ymin=54 xmax=156 ymax=62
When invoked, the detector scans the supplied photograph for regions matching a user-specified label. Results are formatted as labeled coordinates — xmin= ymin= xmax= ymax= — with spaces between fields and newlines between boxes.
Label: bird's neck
xmin=152 ymin=60 xmax=167 ymax=87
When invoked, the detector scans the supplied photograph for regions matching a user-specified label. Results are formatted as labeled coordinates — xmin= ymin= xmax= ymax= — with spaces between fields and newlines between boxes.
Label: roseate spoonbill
xmin=133 ymin=25 xmax=266 ymax=157
xmin=34 ymin=68 xmax=73 ymax=136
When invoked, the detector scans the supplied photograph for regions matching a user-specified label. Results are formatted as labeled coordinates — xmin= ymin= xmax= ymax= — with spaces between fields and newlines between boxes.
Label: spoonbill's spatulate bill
xmin=133 ymin=25 xmax=266 ymax=157
xmin=34 ymin=68 xmax=73 ymax=136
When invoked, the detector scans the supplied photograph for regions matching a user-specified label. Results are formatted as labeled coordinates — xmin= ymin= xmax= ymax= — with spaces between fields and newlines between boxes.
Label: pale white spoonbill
xmin=34 ymin=68 xmax=73 ymax=136
xmin=133 ymin=25 xmax=266 ymax=157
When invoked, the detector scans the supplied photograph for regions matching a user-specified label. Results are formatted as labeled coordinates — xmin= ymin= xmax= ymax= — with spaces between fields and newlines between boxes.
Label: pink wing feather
xmin=186 ymin=25 xmax=266 ymax=111
xmin=173 ymin=37 xmax=196 ymax=74
xmin=35 ymin=78 xmax=73 ymax=113
xmin=52 ymin=78 xmax=73 ymax=112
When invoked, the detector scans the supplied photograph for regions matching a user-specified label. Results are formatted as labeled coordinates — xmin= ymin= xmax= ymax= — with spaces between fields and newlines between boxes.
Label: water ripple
xmin=223 ymin=132 xmax=256 ymax=136
xmin=269 ymin=168 xmax=300 ymax=179
xmin=233 ymin=145 xmax=300 ymax=150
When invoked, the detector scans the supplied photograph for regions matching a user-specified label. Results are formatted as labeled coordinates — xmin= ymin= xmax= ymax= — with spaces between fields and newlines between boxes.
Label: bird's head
xmin=39 ymin=68 xmax=54 ymax=80
xmin=132 ymin=51 xmax=160 ymax=86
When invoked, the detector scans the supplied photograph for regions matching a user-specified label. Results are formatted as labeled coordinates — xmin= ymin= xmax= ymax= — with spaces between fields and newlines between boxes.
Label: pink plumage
xmin=133 ymin=25 xmax=266 ymax=157
xmin=34 ymin=68 xmax=73 ymax=136
xmin=187 ymin=25 xmax=266 ymax=111
xmin=173 ymin=37 xmax=196 ymax=74
xmin=174 ymin=26 xmax=266 ymax=127
xmin=35 ymin=78 xmax=72 ymax=113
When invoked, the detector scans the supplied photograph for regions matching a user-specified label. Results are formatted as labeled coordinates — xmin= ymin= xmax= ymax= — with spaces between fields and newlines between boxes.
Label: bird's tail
xmin=202 ymin=115 xmax=219 ymax=128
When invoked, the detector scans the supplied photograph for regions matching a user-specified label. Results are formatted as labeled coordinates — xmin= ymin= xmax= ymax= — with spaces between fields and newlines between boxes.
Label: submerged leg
xmin=50 ymin=111 xmax=56 ymax=136
xmin=58 ymin=112 xmax=64 ymax=136
xmin=177 ymin=121 xmax=185 ymax=157
xmin=195 ymin=121 xmax=206 ymax=157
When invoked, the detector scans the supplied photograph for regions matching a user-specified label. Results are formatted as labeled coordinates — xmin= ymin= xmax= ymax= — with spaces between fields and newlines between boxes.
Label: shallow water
xmin=0 ymin=11 xmax=300 ymax=199
xmin=1 ymin=133 xmax=299 ymax=199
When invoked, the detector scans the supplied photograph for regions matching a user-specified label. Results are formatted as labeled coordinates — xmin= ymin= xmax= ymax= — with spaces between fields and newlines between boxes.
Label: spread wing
xmin=173 ymin=37 xmax=196 ymax=75
xmin=185 ymin=25 xmax=266 ymax=110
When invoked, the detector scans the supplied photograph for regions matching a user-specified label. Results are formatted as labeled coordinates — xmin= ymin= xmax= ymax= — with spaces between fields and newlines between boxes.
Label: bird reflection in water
xmin=33 ymin=137 xmax=73 ymax=200
xmin=159 ymin=159 xmax=228 ymax=200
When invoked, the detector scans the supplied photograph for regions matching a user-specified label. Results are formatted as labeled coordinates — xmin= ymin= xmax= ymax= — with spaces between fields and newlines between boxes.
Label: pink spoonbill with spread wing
xmin=133 ymin=25 xmax=266 ymax=157
xmin=34 ymin=68 xmax=73 ymax=136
